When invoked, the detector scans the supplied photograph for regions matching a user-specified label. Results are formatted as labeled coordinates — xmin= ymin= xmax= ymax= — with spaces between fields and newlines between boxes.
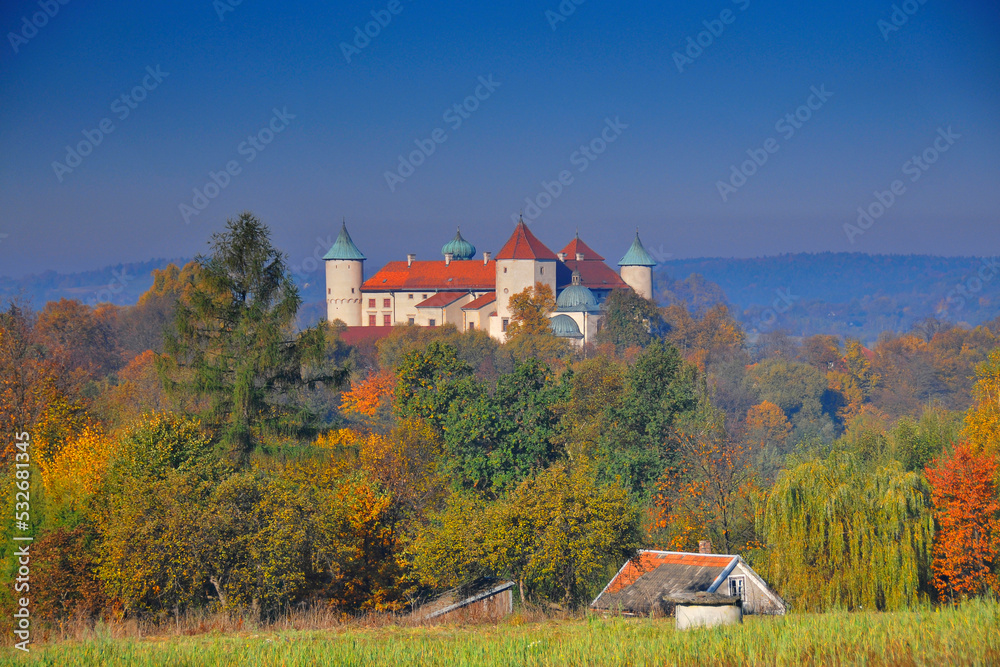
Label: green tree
xmin=595 ymin=288 xmax=665 ymax=350
xmin=761 ymin=451 xmax=933 ymax=611
xmin=160 ymin=212 xmax=338 ymax=457
xmin=394 ymin=341 xmax=475 ymax=431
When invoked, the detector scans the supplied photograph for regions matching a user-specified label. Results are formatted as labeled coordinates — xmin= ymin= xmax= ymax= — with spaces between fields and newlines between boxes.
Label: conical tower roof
xmin=496 ymin=218 xmax=558 ymax=260
xmin=323 ymin=221 xmax=366 ymax=261
xmin=618 ymin=231 xmax=656 ymax=267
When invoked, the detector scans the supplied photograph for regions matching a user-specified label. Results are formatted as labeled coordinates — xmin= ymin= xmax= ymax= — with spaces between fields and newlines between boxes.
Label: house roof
xmin=416 ymin=292 xmax=468 ymax=308
xmin=362 ymin=261 xmax=496 ymax=291
xmin=462 ymin=292 xmax=496 ymax=311
xmin=339 ymin=326 xmax=394 ymax=345
xmin=323 ymin=221 xmax=367 ymax=261
xmin=495 ymin=220 xmax=558 ymax=261
xmin=560 ymin=235 xmax=605 ymax=261
xmin=591 ymin=550 xmax=786 ymax=616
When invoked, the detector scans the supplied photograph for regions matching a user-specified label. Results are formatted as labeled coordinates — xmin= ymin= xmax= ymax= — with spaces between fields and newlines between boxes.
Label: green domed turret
xmin=441 ymin=228 xmax=476 ymax=260
xmin=556 ymin=270 xmax=601 ymax=313
xmin=549 ymin=314 xmax=584 ymax=339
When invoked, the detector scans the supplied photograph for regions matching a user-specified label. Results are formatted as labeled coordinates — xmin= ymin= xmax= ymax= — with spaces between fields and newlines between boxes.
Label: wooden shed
xmin=412 ymin=580 xmax=515 ymax=623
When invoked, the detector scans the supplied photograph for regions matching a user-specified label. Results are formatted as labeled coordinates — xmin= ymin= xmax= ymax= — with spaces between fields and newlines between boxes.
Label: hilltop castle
xmin=324 ymin=219 xmax=656 ymax=345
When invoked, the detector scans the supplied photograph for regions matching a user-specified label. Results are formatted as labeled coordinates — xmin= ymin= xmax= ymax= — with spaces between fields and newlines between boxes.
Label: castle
xmin=324 ymin=219 xmax=656 ymax=345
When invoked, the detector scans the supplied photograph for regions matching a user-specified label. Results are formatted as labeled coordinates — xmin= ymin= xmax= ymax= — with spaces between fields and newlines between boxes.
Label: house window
xmin=408 ymin=317 xmax=415 ymax=325
xmin=383 ymin=298 xmax=391 ymax=308
xmin=428 ymin=319 xmax=436 ymax=327
xmin=368 ymin=315 xmax=376 ymax=326
xmin=383 ymin=314 xmax=391 ymax=326
xmin=502 ymin=318 xmax=509 ymax=332
xmin=368 ymin=298 xmax=375 ymax=308
xmin=728 ymin=576 xmax=745 ymax=599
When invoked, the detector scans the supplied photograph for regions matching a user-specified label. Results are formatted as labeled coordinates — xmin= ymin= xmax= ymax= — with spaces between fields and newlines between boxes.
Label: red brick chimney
xmin=698 ymin=540 xmax=713 ymax=554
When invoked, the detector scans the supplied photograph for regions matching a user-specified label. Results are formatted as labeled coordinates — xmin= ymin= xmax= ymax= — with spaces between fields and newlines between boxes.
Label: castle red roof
xmin=559 ymin=260 xmax=629 ymax=289
xmin=560 ymin=236 xmax=605 ymax=261
xmin=495 ymin=221 xmax=558 ymax=261
xmin=340 ymin=326 xmax=395 ymax=345
xmin=462 ymin=292 xmax=496 ymax=310
xmin=362 ymin=261 xmax=495 ymax=292
xmin=416 ymin=292 xmax=468 ymax=308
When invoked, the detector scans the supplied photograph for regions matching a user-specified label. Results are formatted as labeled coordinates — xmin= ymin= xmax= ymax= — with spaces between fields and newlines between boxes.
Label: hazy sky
xmin=1 ymin=0 xmax=998 ymax=278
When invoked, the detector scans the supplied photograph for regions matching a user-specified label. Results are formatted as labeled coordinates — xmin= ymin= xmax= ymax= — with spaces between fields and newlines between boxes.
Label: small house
xmin=591 ymin=549 xmax=786 ymax=616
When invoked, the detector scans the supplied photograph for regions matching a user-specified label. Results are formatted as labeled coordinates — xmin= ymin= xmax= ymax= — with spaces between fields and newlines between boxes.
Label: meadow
xmin=8 ymin=600 xmax=999 ymax=666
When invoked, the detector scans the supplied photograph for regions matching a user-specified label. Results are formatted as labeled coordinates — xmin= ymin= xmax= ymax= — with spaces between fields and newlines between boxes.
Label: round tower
xmin=618 ymin=230 xmax=656 ymax=300
xmin=324 ymin=221 xmax=366 ymax=326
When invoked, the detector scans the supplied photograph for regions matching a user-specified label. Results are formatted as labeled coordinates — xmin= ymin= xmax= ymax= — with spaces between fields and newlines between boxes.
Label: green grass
xmin=8 ymin=600 xmax=999 ymax=666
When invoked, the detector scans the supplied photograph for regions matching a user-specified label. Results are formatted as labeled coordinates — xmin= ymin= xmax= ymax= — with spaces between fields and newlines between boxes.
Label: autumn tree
xmin=964 ymin=348 xmax=1000 ymax=457
xmin=504 ymin=282 xmax=569 ymax=362
xmin=160 ymin=212 xmax=340 ymax=457
xmin=925 ymin=443 xmax=1000 ymax=601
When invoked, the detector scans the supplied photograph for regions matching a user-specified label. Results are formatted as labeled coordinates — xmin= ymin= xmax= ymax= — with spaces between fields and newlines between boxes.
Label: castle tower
xmin=493 ymin=218 xmax=558 ymax=338
xmin=324 ymin=221 xmax=366 ymax=326
xmin=618 ymin=230 xmax=656 ymax=300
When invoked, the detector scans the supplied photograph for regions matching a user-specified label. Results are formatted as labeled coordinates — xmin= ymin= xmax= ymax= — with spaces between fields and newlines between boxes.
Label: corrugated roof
xmin=462 ymin=292 xmax=496 ymax=310
xmin=362 ymin=261 xmax=496 ymax=291
xmin=495 ymin=220 xmax=558 ymax=260
xmin=560 ymin=235 xmax=605 ymax=261
xmin=603 ymin=552 xmax=736 ymax=596
xmin=416 ymin=292 xmax=469 ymax=308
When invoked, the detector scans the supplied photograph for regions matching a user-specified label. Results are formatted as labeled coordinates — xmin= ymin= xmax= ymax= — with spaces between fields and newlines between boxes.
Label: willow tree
xmin=160 ymin=212 xmax=339 ymax=457
xmin=760 ymin=451 xmax=933 ymax=611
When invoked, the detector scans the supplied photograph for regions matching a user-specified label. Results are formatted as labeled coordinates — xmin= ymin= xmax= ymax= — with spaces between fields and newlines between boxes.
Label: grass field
xmin=8 ymin=600 xmax=999 ymax=666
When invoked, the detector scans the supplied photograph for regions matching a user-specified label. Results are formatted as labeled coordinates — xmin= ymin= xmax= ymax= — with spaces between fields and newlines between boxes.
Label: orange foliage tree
xmin=339 ymin=369 xmax=397 ymax=419
xmin=925 ymin=442 xmax=1000 ymax=602
xmin=744 ymin=401 xmax=791 ymax=453
xmin=654 ymin=430 xmax=760 ymax=554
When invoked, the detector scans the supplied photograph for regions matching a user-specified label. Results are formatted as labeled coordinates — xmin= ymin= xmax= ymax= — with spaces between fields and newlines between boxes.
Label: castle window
xmin=540 ymin=267 xmax=544 ymax=275
xmin=429 ymin=319 xmax=436 ymax=327
xmin=503 ymin=267 xmax=507 ymax=273
xmin=368 ymin=315 xmax=376 ymax=326
xmin=327 ymin=288 xmax=331 ymax=295
xmin=383 ymin=314 xmax=391 ymax=326
xmin=422 ymin=294 xmax=428 ymax=299
xmin=502 ymin=318 xmax=509 ymax=332
xmin=351 ymin=288 xmax=355 ymax=294
xmin=408 ymin=293 xmax=414 ymax=299
xmin=368 ymin=299 xmax=376 ymax=308
xmin=468 ymin=322 xmax=475 ymax=331
xmin=383 ymin=298 xmax=391 ymax=308
xmin=408 ymin=317 xmax=415 ymax=325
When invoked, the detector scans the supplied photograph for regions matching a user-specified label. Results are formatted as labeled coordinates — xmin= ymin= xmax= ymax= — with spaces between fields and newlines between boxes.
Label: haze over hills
xmin=3 ymin=252 xmax=997 ymax=342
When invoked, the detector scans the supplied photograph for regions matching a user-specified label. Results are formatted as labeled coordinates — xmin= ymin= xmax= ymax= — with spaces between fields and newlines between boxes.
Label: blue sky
xmin=0 ymin=0 xmax=998 ymax=278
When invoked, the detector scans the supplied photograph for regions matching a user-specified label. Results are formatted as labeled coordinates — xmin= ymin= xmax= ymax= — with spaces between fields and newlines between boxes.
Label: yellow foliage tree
xmin=964 ymin=348 xmax=1000 ymax=457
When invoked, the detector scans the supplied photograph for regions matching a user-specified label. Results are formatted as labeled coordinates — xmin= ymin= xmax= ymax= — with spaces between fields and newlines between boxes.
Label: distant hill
xmin=657 ymin=253 xmax=999 ymax=342
xmin=4 ymin=252 xmax=997 ymax=343
xmin=0 ymin=258 xmax=190 ymax=309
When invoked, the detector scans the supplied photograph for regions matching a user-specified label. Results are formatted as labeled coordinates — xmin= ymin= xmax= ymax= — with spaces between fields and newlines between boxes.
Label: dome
xmin=557 ymin=270 xmax=601 ymax=313
xmin=441 ymin=228 xmax=476 ymax=260
xmin=549 ymin=314 xmax=583 ymax=339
